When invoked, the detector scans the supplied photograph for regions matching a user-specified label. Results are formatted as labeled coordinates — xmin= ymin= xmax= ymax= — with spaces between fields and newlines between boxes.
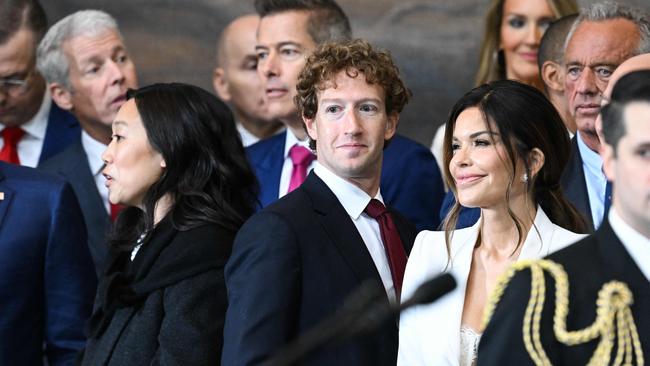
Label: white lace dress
xmin=459 ymin=325 xmax=481 ymax=366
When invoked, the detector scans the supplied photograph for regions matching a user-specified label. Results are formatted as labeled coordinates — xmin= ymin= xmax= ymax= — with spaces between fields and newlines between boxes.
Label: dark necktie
xmin=288 ymin=145 xmax=315 ymax=193
xmin=364 ymin=199 xmax=407 ymax=299
xmin=0 ymin=127 xmax=25 ymax=165
xmin=603 ymin=180 xmax=612 ymax=218
xmin=110 ymin=203 xmax=124 ymax=222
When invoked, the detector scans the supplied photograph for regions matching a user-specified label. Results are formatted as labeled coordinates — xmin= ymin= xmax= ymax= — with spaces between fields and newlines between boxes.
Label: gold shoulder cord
xmin=481 ymin=259 xmax=644 ymax=366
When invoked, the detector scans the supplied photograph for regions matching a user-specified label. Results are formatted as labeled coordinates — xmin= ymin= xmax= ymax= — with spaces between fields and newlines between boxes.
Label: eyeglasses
xmin=0 ymin=70 xmax=34 ymax=96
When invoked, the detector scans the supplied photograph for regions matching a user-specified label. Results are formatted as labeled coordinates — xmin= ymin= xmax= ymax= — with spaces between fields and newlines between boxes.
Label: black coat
xmin=478 ymin=219 xmax=650 ymax=365
xmin=80 ymin=219 xmax=234 ymax=366
xmin=222 ymin=172 xmax=417 ymax=366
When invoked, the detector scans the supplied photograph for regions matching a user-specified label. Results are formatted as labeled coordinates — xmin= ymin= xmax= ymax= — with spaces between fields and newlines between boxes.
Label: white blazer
xmin=397 ymin=207 xmax=586 ymax=366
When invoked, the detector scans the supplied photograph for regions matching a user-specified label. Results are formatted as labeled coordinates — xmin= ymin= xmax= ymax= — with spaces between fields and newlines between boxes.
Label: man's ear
xmin=528 ymin=147 xmax=546 ymax=178
xmin=541 ymin=61 xmax=564 ymax=93
xmin=384 ymin=112 xmax=399 ymax=140
xmin=49 ymin=83 xmax=73 ymax=111
xmin=303 ymin=115 xmax=317 ymax=142
xmin=212 ymin=67 xmax=231 ymax=102
xmin=601 ymin=142 xmax=616 ymax=183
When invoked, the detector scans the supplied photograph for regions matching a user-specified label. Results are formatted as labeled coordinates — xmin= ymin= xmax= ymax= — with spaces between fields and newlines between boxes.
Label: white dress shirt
xmin=0 ymin=90 xmax=51 ymax=167
xmin=577 ymin=132 xmax=608 ymax=229
xmin=609 ymin=208 xmax=650 ymax=283
xmin=237 ymin=122 xmax=259 ymax=147
xmin=278 ymin=129 xmax=315 ymax=198
xmin=314 ymin=163 xmax=398 ymax=302
xmin=81 ymin=130 xmax=110 ymax=214
xmin=398 ymin=207 xmax=586 ymax=366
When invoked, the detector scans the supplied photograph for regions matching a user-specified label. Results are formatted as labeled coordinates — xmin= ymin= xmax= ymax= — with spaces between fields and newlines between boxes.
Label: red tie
xmin=110 ymin=203 xmax=124 ymax=222
xmin=365 ymin=199 xmax=408 ymax=299
xmin=0 ymin=127 xmax=25 ymax=164
xmin=287 ymin=145 xmax=315 ymax=193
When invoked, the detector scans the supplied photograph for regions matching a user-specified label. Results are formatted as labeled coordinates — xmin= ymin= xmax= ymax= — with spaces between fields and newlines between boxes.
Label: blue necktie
xmin=603 ymin=181 xmax=612 ymax=218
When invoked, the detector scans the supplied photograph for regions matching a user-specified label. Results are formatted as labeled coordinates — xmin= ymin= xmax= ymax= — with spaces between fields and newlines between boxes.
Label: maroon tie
xmin=364 ymin=199 xmax=407 ymax=299
xmin=110 ymin=203 xmax=124 ymax=222
xmin=0 ymin=127 xmax=25 ymax=165
xmin=288 ymin=145 xmax=315 ymax=193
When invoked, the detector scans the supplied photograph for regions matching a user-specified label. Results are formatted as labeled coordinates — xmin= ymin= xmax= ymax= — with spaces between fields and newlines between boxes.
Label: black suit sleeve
xmin=222 ymin=211 xmax=301 ymax=366
xmin=477 ymin=270 xmax=560 ymax=366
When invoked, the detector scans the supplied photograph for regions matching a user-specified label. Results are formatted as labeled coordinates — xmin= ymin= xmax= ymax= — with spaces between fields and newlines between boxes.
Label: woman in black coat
xmin=79 ymin=83 xmax=257 ymax=365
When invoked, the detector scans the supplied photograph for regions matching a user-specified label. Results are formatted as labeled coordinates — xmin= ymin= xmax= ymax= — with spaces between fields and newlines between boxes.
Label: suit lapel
xmin=301 ymin=173 xmax=384 ymax=285
xmin=561 ymin=137 xmax=594 ymax=231
xmin=39 ymin=103 xmax=80 ymax=164
xmin=0 ymin=169 xmax=14 ymax=228
xmin=251 ymin=132 xmax=285 ymax=208
xmin=595 ymin=220 xmax=650 ymax=293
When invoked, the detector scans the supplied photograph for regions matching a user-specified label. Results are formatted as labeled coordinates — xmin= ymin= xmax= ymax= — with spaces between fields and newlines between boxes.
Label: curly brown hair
xmin=294 ymin=39 xmax=411 ymax=149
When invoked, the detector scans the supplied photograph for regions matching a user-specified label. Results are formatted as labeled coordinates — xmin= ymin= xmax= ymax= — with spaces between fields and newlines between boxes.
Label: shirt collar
xmin=608 ymin=207 xmax=650 ymax=281
xmin=313 ymin=162 xmax=383 ymax=220
xmin=81 ymin=130 xmax=108 ymax=176
xmin=1 ymin=89 xmax=51 ymax=140
xmin=577 ymin=131 xmax=603 ymax=171
xmin=283 ymin=128 xmax=311 ymax=158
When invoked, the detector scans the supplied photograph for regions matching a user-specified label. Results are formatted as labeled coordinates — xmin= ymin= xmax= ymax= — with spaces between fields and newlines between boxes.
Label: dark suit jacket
xmin=81 ymin=221 xmax=233 ymax=366
xmin=222 ymin=172 xmax=417 ymax=366
xmin=246 ymin=132 xmax=444 ymax=231
xmin=0 ymin=162 xmax=96 ymax=366
xmin=560 ymin=136 xmax=593 ymax=230
xmin=439 ymin=136 xmax=594 ymax=230
xmin=37 ymin=102 xmax=81 ymax=166
xmin=40 ymin=141 xmax=110 ymax=276
xmin=478 ymin=219 xmax=650 ymax=365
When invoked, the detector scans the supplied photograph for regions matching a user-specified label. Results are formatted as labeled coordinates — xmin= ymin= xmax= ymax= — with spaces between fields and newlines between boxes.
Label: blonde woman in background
xmin=431 ymin=0 xmax=578 ymax=175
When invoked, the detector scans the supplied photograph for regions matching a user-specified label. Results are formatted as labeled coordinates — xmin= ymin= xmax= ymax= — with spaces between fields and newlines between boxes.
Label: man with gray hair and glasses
xmin=0 ymin=0 xmax=80 ymax=166
xmin=558 ymin=1 xmax=650 ymax=232
xmin=38 ymin=9 xmax=139 ymax=275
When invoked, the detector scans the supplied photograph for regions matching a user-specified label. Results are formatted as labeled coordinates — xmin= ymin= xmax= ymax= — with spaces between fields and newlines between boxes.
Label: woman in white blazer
xmin=398 ymin=80 xmax=588 ymax=366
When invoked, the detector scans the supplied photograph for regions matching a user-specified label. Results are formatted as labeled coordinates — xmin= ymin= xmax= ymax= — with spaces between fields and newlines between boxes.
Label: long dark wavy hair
xmin=442 ymin=80 xmax=586 ymax=258
xmin=108 ymin=83 xmax=258 ymax=251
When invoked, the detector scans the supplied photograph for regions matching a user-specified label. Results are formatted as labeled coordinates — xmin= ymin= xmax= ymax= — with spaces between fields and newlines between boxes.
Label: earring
xmin=521 ymin=173 xmax=528 ymax=183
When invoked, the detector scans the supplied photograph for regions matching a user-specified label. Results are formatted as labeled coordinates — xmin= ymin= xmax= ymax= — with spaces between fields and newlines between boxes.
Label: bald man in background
xmin=213 ymin=14 xmax=283 ymax=147
xmin=538 ymin=13 xmax=578 ymax=134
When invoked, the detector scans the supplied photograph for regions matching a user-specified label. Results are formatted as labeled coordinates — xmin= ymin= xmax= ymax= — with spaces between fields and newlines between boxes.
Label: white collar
xmin=452 ymin=206 xmax=558 ymax=261
xmin=283 ymin=128 xmax=310 ymax=159
xmin=609 ymin=208 xmax=650 ymax=282
xmin=313 ymin=163 xmax=384 ymax=220
xmin=1 ymin=89 xmax=51 ymax=140
xmin=81 ymin=130 xmax=108 ymax=176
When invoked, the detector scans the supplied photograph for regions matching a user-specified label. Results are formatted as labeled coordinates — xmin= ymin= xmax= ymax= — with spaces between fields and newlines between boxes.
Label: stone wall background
xmin=43 ymin=0 xmax=649 ymax=146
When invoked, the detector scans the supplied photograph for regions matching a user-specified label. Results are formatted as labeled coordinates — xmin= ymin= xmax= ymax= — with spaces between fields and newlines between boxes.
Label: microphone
xmin=267 ymin=273 xmax=456 ymax=366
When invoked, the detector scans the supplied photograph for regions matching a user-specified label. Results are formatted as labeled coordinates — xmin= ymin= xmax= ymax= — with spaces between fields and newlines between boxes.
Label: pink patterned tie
xmin=288 ymin=145 xmax=315 ymax=193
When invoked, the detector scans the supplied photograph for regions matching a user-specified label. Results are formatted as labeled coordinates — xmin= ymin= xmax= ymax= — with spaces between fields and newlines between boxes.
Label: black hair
xmin=442 ymin=80 xmax=587 ymax=258
xmin=0 ymin=0 xmax=47 ymax=44
xmin=254 ymin=0 xmax=351 ymax=43
xmin=109 ymin=83 xmax=258 ymax=250
xmin=601 ymin=70 xmax=650 ymax=155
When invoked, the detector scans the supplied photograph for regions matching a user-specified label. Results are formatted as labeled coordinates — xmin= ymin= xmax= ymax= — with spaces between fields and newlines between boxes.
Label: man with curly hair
xmin=245 ymin=0 xmax=445 ymax=232
xmin=223 ymin=39 xmax=416 ymax=366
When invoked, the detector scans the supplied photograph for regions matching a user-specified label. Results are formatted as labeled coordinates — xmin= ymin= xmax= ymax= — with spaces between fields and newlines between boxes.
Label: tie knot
xmin=289 ymin=145 xmax=315 ymax=167
xmin=364 ymin=199 xmax=388 ymax=219
xmin=1 ymin=127 xmax=25 ymax=144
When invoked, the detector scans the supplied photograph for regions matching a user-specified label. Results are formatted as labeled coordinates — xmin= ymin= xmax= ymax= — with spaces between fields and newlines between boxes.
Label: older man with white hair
xmin=38 ymin=9 xmax=139 ymax=275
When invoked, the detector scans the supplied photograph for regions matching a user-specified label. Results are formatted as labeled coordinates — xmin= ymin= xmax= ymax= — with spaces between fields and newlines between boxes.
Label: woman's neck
xmin=478 ymin=196 xmax=537 ymax=260
xmin=153 ymin=194 xmax=173 ymax=225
